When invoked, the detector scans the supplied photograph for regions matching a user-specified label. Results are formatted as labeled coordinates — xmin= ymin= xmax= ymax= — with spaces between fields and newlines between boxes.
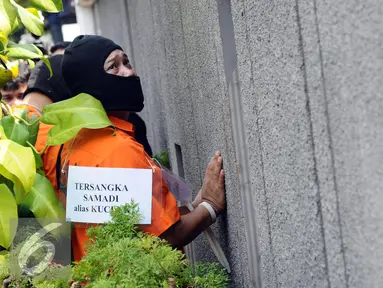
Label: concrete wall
xmin=85 ymin=0 xmax=383 ymax=287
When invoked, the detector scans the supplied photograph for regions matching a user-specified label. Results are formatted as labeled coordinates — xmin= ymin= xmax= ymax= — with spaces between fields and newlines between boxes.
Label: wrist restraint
xmin=199 ymin=202 xmax=217 ymax=223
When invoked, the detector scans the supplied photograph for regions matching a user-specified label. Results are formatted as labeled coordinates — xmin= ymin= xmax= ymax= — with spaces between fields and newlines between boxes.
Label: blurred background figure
xmin=44 ymin=12 xmax=64 ymax=44
xmin=19 ymin=33 xmax=49 ymax=56
xmin=15 ymin=0 xmax=77 ymax=54
xmin=50 ymin=41 xmax=72 ymax=55
xmin=43 ymin=0 xmax=77 ymax=45
xmin=0 ymin=69 xmax=30 ymax=106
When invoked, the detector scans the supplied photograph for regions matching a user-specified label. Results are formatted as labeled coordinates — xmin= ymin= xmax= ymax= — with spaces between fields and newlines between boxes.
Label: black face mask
xmin=62 ymin=35 xmax=144 ymax=112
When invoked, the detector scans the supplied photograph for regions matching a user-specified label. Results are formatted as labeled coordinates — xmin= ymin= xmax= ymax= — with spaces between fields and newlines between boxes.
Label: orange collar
xmin=12 ymin=103 xmax=41 ymax=114
xmin=109 ymin=116 xmax=135 ymax=134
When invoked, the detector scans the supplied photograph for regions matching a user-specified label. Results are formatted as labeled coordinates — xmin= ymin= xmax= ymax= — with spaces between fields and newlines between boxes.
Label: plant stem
xmin=26 ymin=141 xmax=39 ymax=154
xmin=12 ymin=115 xmax=39 ymax=127
xmin=143 ymin=247 xmax=169 ymax=281
xmin=0 ymin=100 xmax=40 ymax=127
xmin=40 ymin=143 xmax=48 ymax=155
xmin=0 ymin=101 xmax=11 ymax=116
xmin=27 ymin=141 xmax=47 ymax=155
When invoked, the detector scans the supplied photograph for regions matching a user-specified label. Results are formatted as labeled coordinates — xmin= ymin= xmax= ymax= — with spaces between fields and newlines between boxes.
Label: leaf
xmin=0 ymin=30 xmax=8 ymax=53
xmin=0 ymin=115 xmax=30 ymax=146
xmin=0 ymin=250 xmax=9 ymax=264
xmin=27 ymin=114 xmax=39 ymax=146
xmin=6 ymin=41 xmax=42 ymax=59
xmin=8 ymin=60 xmax=18 ymax=78
xmin=0 ymin=139 xmax=35 ymax=203
xmin=29 ymin=0 xmax=63 ymax=13
xmin=36 ymin=169 xmax=44 ymax=176
xmin=0 ymin=126 xmax=7 ymax=139
xmin=11 ymin=107 xmax=40 ymax=145
xmin=0 ymin=55 xmax=7 ymax=70
xmin=41 ymin=93 xmax=114 ymax=146
xmin=26 ymin=7 xmax=40 ymax=18
xmin=10 ymin=13 xmax=19 ymax=32
xmin=10 ymin=0 xmax=44 ymax=36
xmin=22 ymin=174 xmax=68 ymax=238
xmin=0 ymin=64 xmax=12 ymax=87
xmin=0 ymin=184 xmax=18 ymax=249
xmin=32 ymin=148 xmax=42 ymax=170
xmin=5 ymin=42 xmax=50 ymax=75
xmin=26 ymin=58 xmax=34 ymax=69
xmin=0 ymin=0 xmax=18 ymax=36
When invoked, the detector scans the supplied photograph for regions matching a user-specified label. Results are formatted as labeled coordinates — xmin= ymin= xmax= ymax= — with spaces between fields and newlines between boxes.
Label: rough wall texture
xmin=90 ymin=0 xmax=383 ymax=287
xmin=313 ymin=1 xmax=383 ymax=286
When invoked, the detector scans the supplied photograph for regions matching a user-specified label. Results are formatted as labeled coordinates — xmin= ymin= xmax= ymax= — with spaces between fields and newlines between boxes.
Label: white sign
xmin=66 ymin=166 xmax=152 ymax=224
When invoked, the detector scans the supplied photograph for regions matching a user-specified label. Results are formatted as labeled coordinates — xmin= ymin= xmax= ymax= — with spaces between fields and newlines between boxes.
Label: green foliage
xmin=69 ymin=203 xmax=229 ymax=287
xmin=22 ymin=173 xmax=65 ymax=220
xmin=0 ymin=139 xmax=36 ymax=204
xmin=0 ymin=203 xmax=229 ymax=287
xmin=0 ymin=65 xmax=12 ymax=86
xmin=5 ymin=41 xmax=52 ymax=76
xmin=153 ymin=151 xmax=171 ymax=170
xmin=0 ymin=4 xmax=228 ymax=284
xmin=10 ymin=106 xmax=41 ymax=147
xmin=0 ymin=0 xmax=18 ymax=37
xmin=71 ymin=203 xmax=185 ymax=287
xmin=27 ymin=0 xmax=63 ymax=13
xmin=21 ymin=173 xmax=68 ymax=238
xmin=0 ymin=251 xmax=10 ymax=281
xmin=6 ymin=41 xmax=43 ymax=59
xmin=184 ymin=263 xmax=231 ymax=288
xmin=10 ymin=0 xmax=44 ymax=36
xmin=40 ymin=93 xmax=115 ymax=146
xmin=0 ymin=184 xmax=17 ymax=248
xmin=0 ymin=0 xmax=62 ymax=85
xmin=0 ymin=138 xmax=36 ymax=203
xmin=0 ymin=92 xmax=115 ymax=250
xmin=0 ymin=115 xmax=30 ymax=146
xmin=0 ymin=218 xmax=72 ymax=287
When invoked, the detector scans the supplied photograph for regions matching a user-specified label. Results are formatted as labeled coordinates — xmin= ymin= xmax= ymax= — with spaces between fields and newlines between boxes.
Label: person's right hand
xmin=200 ymin=151 xmax=225 ymax=214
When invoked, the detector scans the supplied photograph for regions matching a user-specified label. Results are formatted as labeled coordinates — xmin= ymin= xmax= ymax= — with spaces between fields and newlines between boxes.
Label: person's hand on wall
xmin=200 ymin=151 xmax=226 ymax=214
xmin=161 ymin=151 xmax=226 ymax=247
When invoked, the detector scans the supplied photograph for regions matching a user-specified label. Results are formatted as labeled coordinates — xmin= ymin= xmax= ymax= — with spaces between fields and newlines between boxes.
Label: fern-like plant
xmin=1 ymin=203 xmax=229 ymax=287
xmin=71 ymin=202 xmax=229 ymax=287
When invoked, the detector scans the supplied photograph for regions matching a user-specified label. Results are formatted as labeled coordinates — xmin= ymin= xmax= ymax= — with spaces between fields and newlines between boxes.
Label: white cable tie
xmin=199 ymin=202 xmax=217 ymax=223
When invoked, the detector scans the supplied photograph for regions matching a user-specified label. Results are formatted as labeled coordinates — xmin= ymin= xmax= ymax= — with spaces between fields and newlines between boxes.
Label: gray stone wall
xmin=90 ymin=0 xmax=383 ymax=287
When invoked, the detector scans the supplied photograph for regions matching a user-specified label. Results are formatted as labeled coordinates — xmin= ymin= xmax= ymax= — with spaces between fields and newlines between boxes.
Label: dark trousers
xmin=47 ymin=13 xmax=64 ymax=44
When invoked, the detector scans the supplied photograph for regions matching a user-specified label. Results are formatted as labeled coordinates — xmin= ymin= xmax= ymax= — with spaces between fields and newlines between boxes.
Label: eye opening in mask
xmin=104 ymin=50 xmax=134 ymax=77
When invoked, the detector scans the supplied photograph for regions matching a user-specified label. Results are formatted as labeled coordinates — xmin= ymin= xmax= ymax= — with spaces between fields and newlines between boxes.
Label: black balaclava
xmin=128 ymin=112 xmax=153 ymax=156
xmin=24 ymin=54 xmax=71 ymax=102
xmin=62 ymin=35 xmax=144 ymax=112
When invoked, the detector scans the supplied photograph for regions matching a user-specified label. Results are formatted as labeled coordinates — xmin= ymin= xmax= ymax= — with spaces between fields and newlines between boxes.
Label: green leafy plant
xmin=0 ymin=3 xmax=228 ymax=286
xmin=0 ymin=0 xmax=65 ymax=86
xmin=40 ymin=93 xmax=115 ymax=146
xmin=66 ymin=203 xmax=229 ymax=287
xmin=0 ymin=93 xmax=115 ymax=287
xmin=0 ymin=203 xmax=229 ymax=287
xmin=153 ymin=151 xmax=171 ymax=170
xmin=0 ymin=0 xmax=125 ymax=273
xmin=0 ymin=0 xmax=65 ymax=253
xmin=0 ymin=93 xmax=114 ymax=250
xmin=0 ymin=0 xmax=115 ymax=249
